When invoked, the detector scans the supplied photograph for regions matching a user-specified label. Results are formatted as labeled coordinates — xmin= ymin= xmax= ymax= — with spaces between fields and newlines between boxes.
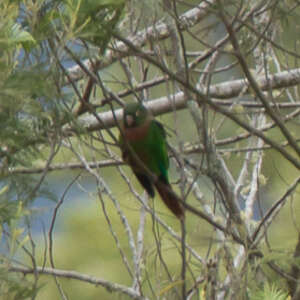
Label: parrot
xmin=119 ymin=102 xmax=184 ymax=219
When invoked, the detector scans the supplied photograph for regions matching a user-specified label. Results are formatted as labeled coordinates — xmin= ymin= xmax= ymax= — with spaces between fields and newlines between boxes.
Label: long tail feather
xmin=154 ymin=182 xmax=184 ymax=219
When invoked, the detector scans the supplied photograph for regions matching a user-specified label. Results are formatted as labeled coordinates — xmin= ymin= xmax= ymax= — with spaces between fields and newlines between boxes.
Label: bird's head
xmin=123 ymin=103 xmax=150 ymax=128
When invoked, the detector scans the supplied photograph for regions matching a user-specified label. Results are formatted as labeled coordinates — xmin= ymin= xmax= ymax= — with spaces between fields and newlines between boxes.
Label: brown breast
xmin=123 ymin=119 xmax=151 ymax=142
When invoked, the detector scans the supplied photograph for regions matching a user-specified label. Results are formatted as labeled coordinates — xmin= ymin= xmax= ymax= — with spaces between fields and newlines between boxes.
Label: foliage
xmin=250 ymin=282 xmax=289 ymax=300
xmin=0 ymin=0 xmax=125 ymax=298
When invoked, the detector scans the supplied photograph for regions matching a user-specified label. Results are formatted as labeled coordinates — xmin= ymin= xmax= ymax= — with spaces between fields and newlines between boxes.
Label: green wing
xmin=148 ymin=120 xmax=169 ymax=184
xmin=119 ymin=118 xmax=170 ymax=186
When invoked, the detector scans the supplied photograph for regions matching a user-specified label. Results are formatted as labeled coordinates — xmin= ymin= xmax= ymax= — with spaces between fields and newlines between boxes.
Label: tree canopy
xmin=1 ymin=1 xmax=300 ymax=299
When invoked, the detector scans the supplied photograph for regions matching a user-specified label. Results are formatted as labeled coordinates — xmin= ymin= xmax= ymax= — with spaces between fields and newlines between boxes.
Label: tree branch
xmin=9 ymin=265 xmax=148 ymax=300
xmin=65 ymin=0 xmax=216 ymax=83
xmin=78 ymin=67 xmax=300 ymax=132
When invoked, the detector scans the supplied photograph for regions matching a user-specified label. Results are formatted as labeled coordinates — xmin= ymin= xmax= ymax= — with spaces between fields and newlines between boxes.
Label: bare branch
xmin=66 ymin=0 xmax=216 ymax=83
xmin=78 ymin=67 xmax=300 ymax=132
xmin=9 ymin=265 xmax=149 ymax=300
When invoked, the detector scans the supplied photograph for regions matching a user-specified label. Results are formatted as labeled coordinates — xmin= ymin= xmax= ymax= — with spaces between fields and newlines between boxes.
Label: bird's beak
xmin=125 ymin=114 xmax=135 ymax=127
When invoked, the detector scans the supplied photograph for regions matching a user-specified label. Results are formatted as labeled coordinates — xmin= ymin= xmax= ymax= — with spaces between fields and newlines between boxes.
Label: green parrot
xmin=119 ymin=102 xmax=184 ymax=219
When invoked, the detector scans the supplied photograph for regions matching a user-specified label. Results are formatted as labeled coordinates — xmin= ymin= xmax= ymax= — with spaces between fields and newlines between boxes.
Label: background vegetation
xmin=1 ymin=0 xmax=300 ymax=299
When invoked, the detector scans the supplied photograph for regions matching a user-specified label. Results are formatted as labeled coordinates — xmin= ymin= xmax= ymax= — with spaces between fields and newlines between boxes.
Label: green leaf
xmin=10 ymin=23 xmax=36 ymax=46
xmin=250 ymin=282 xmax=289 ymax=300
xmin=0 ymin=22 xmax=36 ymax=50
xmin=61 ymin=0 xmax=125 ymax=49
